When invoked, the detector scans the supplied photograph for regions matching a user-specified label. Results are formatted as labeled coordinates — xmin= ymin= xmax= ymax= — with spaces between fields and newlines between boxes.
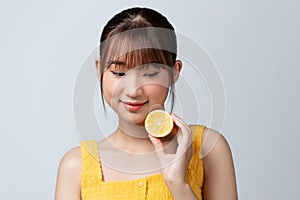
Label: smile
xmin=121 ymin=100 xmax=149 ymax=111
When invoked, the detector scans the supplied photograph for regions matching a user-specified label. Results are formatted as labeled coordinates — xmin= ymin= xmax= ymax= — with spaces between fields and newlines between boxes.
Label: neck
xmin=108 ymin=119 xmax=155 ymax=153
xmin=119 ymin=118 xmax=149 ymax=138
xmin=107 ymin=118 xmax=177 ymax=154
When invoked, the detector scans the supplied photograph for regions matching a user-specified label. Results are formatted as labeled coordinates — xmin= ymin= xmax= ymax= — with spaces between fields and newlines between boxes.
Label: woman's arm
xmin=202 ymin=128 xmax=238 ymax=200
xmin=149 ymin=114 xmax=198 ymax=200
xmin=55 ymin=147 xmax=82 ymax=200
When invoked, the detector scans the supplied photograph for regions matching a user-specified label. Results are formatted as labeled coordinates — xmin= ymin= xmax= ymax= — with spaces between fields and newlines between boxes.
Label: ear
xmin=95 ymin=58 xmax=101 ymax=81
xmin=173 ymin=60 xmax=182 ymax=83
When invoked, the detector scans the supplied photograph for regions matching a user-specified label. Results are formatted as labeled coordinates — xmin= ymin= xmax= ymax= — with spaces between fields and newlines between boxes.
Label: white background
xmin=1 ymin=0 xmax=299 ymax=199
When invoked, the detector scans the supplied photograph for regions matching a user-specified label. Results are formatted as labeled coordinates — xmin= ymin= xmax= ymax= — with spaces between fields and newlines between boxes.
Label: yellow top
xmin=80 ymin=125 xmax=205 ymax=200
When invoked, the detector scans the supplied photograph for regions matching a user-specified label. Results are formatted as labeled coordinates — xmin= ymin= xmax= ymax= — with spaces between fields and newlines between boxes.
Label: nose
xmin=123 ymin=72 xmax=143 ymax=98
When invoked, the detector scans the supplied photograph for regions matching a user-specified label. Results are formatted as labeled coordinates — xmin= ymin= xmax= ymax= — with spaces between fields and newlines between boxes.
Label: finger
xmin=175 ymin=129 xmax=183 ymax=143
xmin=148 ymin=134 xmax=167 ymax=158
xmin=171 ymin=114 xmax=192 ymax=154
xmin=171 ymin=115 xmax=190 ymax=141
xmin=171 ymin=113 xmax=191 ymax=143
xmin=171 ymin=113 xmax=190 ymax=129
xmin=171 ymin=113 xmax=190 ymax=131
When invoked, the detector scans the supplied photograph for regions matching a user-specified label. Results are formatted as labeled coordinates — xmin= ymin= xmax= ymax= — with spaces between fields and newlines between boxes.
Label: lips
xmin=121 ymin=100 xmax=148 ymax=111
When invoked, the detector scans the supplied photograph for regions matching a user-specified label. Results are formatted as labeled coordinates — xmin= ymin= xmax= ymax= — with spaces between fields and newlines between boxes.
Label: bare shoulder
xmin=202 ymin=127 xmax=232 ymax=158
xmin=55 ymin=146 xmax=82 ymax=200
xmin=58 ymin=146 xmax=82 ymax=172
xmin=201 ymin=127 xmax=238 ymax=199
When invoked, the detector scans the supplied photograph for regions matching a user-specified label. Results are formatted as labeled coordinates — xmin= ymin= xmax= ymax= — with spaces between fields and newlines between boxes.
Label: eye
xmin=110 ymin=71 xmax=126 ymax=77
xmin=143 ymin=72 xmax=159 ymax=77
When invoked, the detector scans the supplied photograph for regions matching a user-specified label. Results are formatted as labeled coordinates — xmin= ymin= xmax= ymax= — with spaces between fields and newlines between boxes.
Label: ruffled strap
xmin=80 ymin=140 xmax=102 ymax=198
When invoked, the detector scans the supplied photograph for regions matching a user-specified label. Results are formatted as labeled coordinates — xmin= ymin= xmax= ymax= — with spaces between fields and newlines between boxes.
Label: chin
xmin=120 ymin=113 xmax=147 ymax=126
xmin=128 ymin=116 xmax=146 ymax=126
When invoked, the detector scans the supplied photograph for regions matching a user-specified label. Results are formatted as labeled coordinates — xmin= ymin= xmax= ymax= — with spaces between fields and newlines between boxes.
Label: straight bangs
xmin=100 ymin=28 xmax=175 ymax=71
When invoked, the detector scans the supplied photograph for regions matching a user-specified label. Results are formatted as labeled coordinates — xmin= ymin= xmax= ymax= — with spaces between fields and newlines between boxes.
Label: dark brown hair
xmin=99 ymin=7 xmax=177 ymax=112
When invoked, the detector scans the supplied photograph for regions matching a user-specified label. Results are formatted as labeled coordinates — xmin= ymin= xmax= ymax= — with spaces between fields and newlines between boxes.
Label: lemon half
xmin=145 ymin=110 xmax=173 ymax=137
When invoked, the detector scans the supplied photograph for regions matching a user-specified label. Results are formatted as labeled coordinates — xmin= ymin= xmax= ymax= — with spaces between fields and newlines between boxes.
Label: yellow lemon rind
xmin=145 ymin=110 xmax=173 ymax=138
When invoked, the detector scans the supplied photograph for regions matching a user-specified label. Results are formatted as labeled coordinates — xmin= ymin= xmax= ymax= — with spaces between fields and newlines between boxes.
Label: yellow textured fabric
xmin=80 ymin=125 xmax=205 ymax=200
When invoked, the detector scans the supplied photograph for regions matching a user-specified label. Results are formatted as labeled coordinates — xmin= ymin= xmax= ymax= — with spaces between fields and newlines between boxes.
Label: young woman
xmin=55 ymin=7 xmax=238 ymax=200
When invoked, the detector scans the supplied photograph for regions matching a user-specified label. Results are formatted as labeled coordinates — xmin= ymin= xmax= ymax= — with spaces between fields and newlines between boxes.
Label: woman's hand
xmin=149 ymin=113 xmax=198 ymax=200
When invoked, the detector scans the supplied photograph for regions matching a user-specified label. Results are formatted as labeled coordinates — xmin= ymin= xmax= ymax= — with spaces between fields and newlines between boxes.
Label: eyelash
xmin=110 ymin=71 xmax=125 ymax=77
xmin=110 ymin=71 xmax=159 ymax=77
xmin=144 ymin=72 xmax=159 ymax=77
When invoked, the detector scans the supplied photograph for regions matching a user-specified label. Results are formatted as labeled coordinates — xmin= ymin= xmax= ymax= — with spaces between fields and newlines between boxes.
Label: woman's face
xmin=102 ymin=61 xmax=171 ymax=125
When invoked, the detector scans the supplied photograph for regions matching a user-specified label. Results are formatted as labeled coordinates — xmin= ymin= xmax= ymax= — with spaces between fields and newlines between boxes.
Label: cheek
xmin=145 ymin=84 xmax=169 ymax=101
xmin=102 ymin=74 xmax=118 ymax=105
xmin=147 ymin=72 xmax=171 ymax=101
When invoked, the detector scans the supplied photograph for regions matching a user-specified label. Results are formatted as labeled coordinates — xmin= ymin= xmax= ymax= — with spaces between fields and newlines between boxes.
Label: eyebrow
xmin=106 ymin=60 xmax=126 ymax=67
xmin=106 ymin=60 xmax=165 ymax=70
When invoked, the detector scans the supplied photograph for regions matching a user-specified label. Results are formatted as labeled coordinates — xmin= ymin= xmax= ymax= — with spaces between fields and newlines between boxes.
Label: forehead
xmin=104 ymin=49 xmax=168 ymax=69
xmin=100 ymin=27 xmax=175 ymax=69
